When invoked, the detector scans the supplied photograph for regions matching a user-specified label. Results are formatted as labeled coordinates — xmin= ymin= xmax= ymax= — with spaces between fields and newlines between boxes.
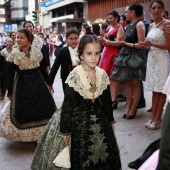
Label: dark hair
xmin=164 ymin=9 xmax=169 ymax=17
xmin=108 ymin=10 xmax=120 ymax=23
xmin=82 ymin=23 xmax=89 ymax=29
xmin=91 ymin=22 xmax=100 ymax=36
xmin=9 ymin=31 xmax=16 ymax=37
xmin=128 ymin=4 xmax=143 ymax=17
xmin=58 ymin=34 xmax=64 ymax=44
xmin=23 ymin=21 xmax=35 ymax=28
xmin=120 ymin=14 xmax=130 ymax=24
xmin=84 ymin=26 xmax=93 ymax=35
xmin=66 ymin=27 xmax=79 ymax=38
xmin=121 ymin=14 xmax=126 ymax=21
xmin=17 ymin=28 xmax=34 ymax=44
xmin=37 ymin=32 xmax=44 ymax=38
xmin=77 ymin=35 xmax=100 ymax=58
xmin=101 ymin=22 xmax=109 ymax=30
xmin=149 ymin=0 xmax=164 ymax=9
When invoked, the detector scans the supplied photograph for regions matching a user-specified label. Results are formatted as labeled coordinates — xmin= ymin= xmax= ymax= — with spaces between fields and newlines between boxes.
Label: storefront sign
xmin=44 ymin=0 xmax=63 ymax=7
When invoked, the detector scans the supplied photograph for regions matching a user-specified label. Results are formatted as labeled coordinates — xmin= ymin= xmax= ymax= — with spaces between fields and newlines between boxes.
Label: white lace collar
xmin=32 ymin=35 xmax=43 ymax=50
xmin=1 ymin=48 xmax=12 ymax=59
xmin=6 ymin=46 xmax=43 ymax=70
xmin=65 ymin=65 xmax=110 ymax=100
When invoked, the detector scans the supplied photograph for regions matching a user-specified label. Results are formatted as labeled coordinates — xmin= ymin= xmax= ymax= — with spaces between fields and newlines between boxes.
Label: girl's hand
xmin=62 ymin=136 xmax=70 ymax=147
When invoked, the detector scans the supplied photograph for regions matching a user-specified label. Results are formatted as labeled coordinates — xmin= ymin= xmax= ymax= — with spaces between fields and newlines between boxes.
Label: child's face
xmin=6 ymin=39 xmax=13 ymax=48
xmin=81 ymin=42 xmax=100 ymax=70
xmin=66 ymin=33 xmax=79 ymax=48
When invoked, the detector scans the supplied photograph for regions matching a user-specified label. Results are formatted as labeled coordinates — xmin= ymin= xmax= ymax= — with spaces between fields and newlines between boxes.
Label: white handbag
xmin=53 ymin=146 xmax=71 ymax=168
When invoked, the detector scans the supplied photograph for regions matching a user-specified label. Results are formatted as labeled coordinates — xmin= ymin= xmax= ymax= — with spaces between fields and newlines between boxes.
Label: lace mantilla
xmin=32 ymin=34 xmax=43 ymax=50
xmin=65 ymin=65 xmax=110 ymax=100
xmin=0 ymin=48 xmax=12 ymax=59
xmin=6 ymin=46 xmax=43 ymax=70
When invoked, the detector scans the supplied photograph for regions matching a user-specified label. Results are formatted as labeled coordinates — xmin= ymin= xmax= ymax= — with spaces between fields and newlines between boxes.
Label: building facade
xmin=40 ymin=0 xmax=86 ymax=34
xmin=86 ymin=0 xmax=170 ymax=24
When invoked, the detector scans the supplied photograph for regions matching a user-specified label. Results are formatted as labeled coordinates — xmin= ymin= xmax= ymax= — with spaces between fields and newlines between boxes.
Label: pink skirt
xmin=138 ymin=149 xmax=159 ymax=170
xmin=163 ymin=73 xmax=170 ymax=96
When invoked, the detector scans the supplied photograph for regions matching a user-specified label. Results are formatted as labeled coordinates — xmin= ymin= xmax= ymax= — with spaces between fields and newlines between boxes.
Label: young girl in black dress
xmin=31 ymin=35 xmax=121 ymax=170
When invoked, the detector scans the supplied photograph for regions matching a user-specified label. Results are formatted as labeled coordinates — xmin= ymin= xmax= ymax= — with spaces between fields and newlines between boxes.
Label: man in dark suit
xmin=47 ymin=27 xmax=80 ymax=94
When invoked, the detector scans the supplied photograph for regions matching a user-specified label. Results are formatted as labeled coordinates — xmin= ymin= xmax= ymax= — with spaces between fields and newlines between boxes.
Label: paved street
xmin=0 ymin=61 xmax=161 ymax=170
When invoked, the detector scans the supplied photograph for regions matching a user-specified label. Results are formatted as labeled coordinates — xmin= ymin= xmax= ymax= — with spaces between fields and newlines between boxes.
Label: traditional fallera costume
xmin=31 ymin=65 xmax=121 ymax=170
xmin=0 ymin=46 xmax=56 ymax=142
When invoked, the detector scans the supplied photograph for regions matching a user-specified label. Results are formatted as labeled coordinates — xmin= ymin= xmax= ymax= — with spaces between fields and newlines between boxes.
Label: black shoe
xmin=112 ymin=101 xmax=118 ymax=110
xmin=137 ymin=103 xmax=146 ymax=109
xmin=118 ymin=96 xmax=126 ymax=102
xmin=128 ymin=160 xmax=142 ymax=169
xmin=122 ymin=113 xmax=127 ymax=118
xmin=117 ymin=94 xmax=124 ymax=98
xmin=126 ymin=110 xmax=137 ymax=119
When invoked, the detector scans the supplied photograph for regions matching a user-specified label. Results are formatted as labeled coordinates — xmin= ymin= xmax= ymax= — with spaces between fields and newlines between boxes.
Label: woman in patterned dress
xmin=140 ymin=0 xmax=170 ymax=129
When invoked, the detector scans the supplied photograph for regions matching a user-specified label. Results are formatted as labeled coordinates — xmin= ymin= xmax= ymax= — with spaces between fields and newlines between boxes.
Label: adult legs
xmin=150 ymin=92 xmax=166 ymax=121
xmin=137 ymin=81 xmax=146 ymax=108
xmin=126 ymin=80 xmax=141 ymax=116
xmin=110 ymin=79 xmax=120 ymax=102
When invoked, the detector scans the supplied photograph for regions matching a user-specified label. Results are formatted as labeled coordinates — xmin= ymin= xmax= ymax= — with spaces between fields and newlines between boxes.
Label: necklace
xmin=130 ymin=20 xmax=138 ymax=25
xmin=155 ymin=19 xmax=164 ymax=28
xmin=89 ymin=82 xmax=97 ymax=103
xmin=82 ymin=65 xmax=97 ymax=103
xmin=19 ymin=47 xmax=31 ymax=58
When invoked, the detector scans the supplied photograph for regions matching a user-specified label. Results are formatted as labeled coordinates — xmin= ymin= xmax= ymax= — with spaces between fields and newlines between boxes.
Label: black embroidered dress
xmin=0 ymin=46 xmax=56 ymax=142
xmin=31 ymin=65 xmax=121 ymax=170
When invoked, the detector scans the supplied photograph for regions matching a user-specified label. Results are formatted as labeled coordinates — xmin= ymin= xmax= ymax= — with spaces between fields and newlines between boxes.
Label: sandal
xmin=146 ymin=120 xmax=161 ymax=130
xmin=144 ymin=120 xmax=153 ymax=128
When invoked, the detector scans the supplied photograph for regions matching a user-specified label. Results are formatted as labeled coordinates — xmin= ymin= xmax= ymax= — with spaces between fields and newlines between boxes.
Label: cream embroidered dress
xmin=31 ymin=65 xmax=121 ymax=170
xmin=0 ymin=46 xmax=56 ymax=142
xmin=145 ymin=23 xmax=170 ymax=92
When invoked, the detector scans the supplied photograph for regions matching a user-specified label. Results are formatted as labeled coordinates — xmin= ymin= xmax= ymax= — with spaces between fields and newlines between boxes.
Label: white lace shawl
xmin=0 ymin=48 xmax=12 ymax=59
xmin=65 ymin=65 xmax=110 ymax=99
xmin=32 ymin=34 xmax=43 ymax=50
xmin=6 ymin=46 xmax=43 ymax=70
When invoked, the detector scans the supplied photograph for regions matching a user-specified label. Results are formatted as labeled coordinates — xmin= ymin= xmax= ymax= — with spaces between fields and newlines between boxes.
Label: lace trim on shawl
xmin=32 ymin=34 xmax=43 ymax=50
xmin=65 ymin=65 xmax=110 ymax=99
xmin=0 ymin=48 xmax=12 ymax=59
xmin=6 ymin=46 xmax=43 ymax=70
